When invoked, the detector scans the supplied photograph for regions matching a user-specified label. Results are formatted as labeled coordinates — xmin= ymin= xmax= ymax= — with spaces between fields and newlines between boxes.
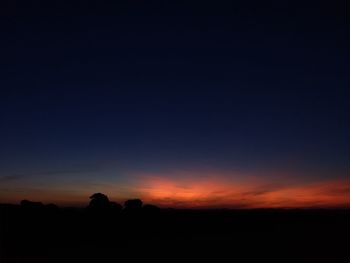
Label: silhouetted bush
xmin=20 ymin=200 xmax=44 ymax=210
xmin=110 ymin=202 xmax=123 ymax=213
xmin=143 ymin=204 xmax=161 ymax=214
xmin=124 ymin=199 xmax=143 ymax=212
xmin=45 ymin=203 xmax=60 ymax=213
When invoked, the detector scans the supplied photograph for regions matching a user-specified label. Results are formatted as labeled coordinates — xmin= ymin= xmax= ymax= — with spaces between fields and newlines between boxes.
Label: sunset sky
xmin=1 ymin=1 xmax=350 ymax=208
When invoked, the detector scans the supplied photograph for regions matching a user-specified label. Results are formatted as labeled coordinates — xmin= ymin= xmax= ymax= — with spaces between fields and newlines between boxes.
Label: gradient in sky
xmin=1 ymin=1 xmax=350 ymax=208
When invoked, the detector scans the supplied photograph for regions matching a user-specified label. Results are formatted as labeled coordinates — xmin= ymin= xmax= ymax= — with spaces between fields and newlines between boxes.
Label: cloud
xmin=18 ymin=169 xmax=88 ymax=176
xmin=129 ymin=171 xmax=350 ymax=208
xmin=0 ymin=174 xmax=24 ymax=182
xmin=2 ymin=168 xmax=99 ymax=180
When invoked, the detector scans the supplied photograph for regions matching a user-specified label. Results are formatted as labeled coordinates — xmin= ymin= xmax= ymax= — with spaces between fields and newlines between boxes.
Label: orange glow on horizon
xmin=1 ymin=170 xmax=350 ymax=208
xmin=134 ymin=173 xmax=350 ymax=209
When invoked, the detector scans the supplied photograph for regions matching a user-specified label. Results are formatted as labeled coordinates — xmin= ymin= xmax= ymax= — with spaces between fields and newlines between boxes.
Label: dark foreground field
xmin=1 ymin=203 xmax=349 ymax=262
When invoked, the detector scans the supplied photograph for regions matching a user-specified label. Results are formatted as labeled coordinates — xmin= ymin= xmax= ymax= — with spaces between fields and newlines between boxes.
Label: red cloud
xmin=133 ymin=172 xmax=350 ymax=208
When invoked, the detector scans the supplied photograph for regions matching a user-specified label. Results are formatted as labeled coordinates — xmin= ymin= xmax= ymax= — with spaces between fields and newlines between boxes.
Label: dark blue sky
xmin=1 ymin=0 xmax=350 ymax=207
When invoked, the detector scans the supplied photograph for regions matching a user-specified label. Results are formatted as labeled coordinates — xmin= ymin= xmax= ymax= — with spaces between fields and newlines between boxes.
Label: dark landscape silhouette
xmin=1 ymin=193 xmax=350 ymax=262
xmin=1 ymin=2 xmax=350 ymax=262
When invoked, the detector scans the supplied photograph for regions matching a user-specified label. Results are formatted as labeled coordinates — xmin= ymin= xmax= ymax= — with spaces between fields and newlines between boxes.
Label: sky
xmin=1 ymin=0 xmax=350 ymax=208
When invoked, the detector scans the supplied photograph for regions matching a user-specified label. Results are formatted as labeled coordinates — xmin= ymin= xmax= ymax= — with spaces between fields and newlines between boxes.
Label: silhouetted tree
xmin=88 ymin=193 xmax=110 ymax=211
xmin=124 ymin=199 xmax=143 ymax=212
